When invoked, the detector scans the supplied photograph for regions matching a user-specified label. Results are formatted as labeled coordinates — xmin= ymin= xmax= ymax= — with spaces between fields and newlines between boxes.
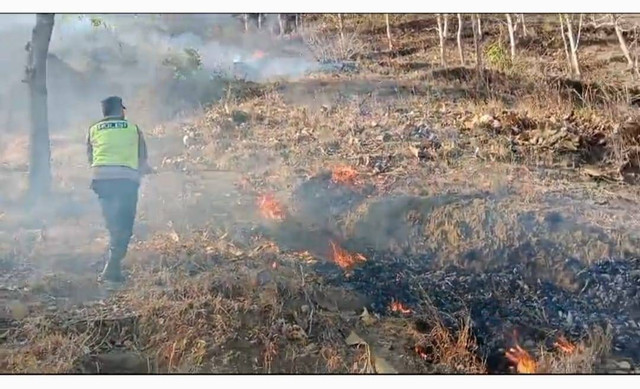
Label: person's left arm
xmin=87 ymin=128 xmax=93 ymax=165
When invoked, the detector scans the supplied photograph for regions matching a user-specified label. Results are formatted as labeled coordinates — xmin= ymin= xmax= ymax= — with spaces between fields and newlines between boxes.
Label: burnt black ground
xmin=281 ymin=175 xmax=640 ymax=369
xmin=316 ymin=250 xmax=640 ymax=367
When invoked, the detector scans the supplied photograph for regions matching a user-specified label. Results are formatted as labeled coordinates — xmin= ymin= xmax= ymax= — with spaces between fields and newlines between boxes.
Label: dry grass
xmin=2 ymin=333 xmax=85 ymax=373
xmin=410 ymin=313 xmax=485 ymax=374
xmin=2 ymin=14 xmax=640 ymax=375
xmin=539 ymin=327 xmax=613 ymax=373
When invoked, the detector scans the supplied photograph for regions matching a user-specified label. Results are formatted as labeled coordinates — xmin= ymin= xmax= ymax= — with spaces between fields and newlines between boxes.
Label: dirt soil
xmin=2 ymin=14 xmax=640 ymax=375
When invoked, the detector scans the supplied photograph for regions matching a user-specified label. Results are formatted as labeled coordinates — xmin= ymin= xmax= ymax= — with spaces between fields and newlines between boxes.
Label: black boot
xmin=99 ymin=247 xmax=126 ymax=283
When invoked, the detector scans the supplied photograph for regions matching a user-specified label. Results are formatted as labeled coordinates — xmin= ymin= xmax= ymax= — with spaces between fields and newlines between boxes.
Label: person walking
xmin=87 ymin=96 xmax=151 ymax=284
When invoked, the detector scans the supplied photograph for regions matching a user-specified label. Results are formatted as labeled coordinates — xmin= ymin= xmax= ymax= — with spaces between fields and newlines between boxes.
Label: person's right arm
xmin=137 ymin=126 xmax=153 ymax=175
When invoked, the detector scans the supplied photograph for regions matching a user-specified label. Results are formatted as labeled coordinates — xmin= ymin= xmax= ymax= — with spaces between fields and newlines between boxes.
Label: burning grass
xmin=257 ymin=193 xmax=287 ymax=221
xmin=329 ymin=240 xmax=366 ymax=270
xmin=539 ymin=327 xmax=613 ymax=374
xmin=554 ymin=335 xmax=577 ymax=355
xmin=499 ymin=328 xmax=614 ymax=374
xmin=506 ymin=344 xmax=537 ymax=374
xmin=3 ymin=14 xmax=640 ymax=375
xmin=389 ymin=299 xmax=412 ymax=315
xmin=331 ymin=165 xmax=360 ymax=186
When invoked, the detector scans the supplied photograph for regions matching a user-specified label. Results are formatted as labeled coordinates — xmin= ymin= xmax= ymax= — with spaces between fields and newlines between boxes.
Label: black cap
xmin=101 ymin=96 xmax=126 ymax=116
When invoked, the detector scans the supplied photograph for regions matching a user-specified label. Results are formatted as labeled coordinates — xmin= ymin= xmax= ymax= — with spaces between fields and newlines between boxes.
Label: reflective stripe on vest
xmin=89 ymin=119 xmax=139 ymax=170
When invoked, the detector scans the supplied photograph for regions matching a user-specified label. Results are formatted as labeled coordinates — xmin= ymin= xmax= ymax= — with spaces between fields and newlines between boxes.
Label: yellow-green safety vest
xmin=89 ymin=119 xmax=139 ymax=170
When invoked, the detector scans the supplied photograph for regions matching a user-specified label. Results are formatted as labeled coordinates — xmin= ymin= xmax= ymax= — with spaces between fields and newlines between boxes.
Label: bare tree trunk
xmin=338 ymin=13 xmax=345 ymax=43
xmin=436 ymin=14 xmax=446 ymax=67
xmin=635 ymin=25 xmax=640 ymax=77
xmin=278 ymin=14 xmax=285 ymax=36
xmin=506 ymin=13 xmax=516 ymax=61
xmin=24 ymin=13 xmax=54 ymax=200
xmin=559 ymin=14 xmax=572 ymax=75
xmin=243 ymin=14 xmax=249 ymax=32
xmin=385 ymin=14 xmax=393 ymax=51
xmin=457 ymin=14 xmax=465 ymax=65
xmin=257 ymin=14 xmax=262 ymax=30
xmin=611 ymin=14 xmax=634 ymax=69
xmin=520 ymin=14 xmax=528 ymax=37
xmin=472 ymin=14 xmax=483 ymax=78
xmin=564 ymin=14 xmax=582 ymax=78
xmin=443 ymin=14 xmax=449 ymax=39
xmin=477 ymin=14 xmax=482 ymax=38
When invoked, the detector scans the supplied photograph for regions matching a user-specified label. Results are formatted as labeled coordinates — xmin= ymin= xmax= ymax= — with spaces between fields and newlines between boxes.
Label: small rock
xmin=182 ymin=135 xmax=193 ymax=148
xmin=301 ymin=305 xmax=310 ymax=314
xmin=91 ymin=351 xmax=150 ymax=374
xmin=616 ymin=361 xmax=632 ymax=370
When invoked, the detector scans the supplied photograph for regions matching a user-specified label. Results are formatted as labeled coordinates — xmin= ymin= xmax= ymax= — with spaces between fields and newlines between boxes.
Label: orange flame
xmin=505 ymin=344 xmax=537 ymax=374
xmin=331 ymin=166 xmax=359 ymax=186
xmin=257 ymin=194 xmax=286 ymax=220
xmin=389 ymin=299 xmax=412 ymax=314
xmin=554 ymin=336 xmax=576 ymax=354
xmin=329 ymin=241 xmax=366 ymax=269
xmin=252 ymin=50 xmax=265 ymax=59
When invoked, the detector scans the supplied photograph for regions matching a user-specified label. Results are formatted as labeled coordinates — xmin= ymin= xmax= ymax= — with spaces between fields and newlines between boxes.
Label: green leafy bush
xmin=485 ymin=42 xmax=511 ymax=72
xmin=162 ymin=48 xmax=203 ymax=80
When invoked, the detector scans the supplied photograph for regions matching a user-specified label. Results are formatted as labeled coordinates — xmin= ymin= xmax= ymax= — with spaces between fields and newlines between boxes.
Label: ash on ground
xmin=319 ymin=252 xmax=640 ymax=364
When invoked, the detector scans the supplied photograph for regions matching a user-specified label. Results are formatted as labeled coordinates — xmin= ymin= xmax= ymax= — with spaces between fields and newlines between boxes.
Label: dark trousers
xmin=91 ymin=179 xmax=140 ymax=263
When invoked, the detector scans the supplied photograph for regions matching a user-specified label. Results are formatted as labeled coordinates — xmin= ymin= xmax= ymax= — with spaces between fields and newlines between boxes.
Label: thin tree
xmin=635 ymin=25 xmax=640 ymax=77
xmin=24 ymin=14 xmax=55 ymax=200
xmin=243 ymin=14 xmax=249 ymax=32
xmin=385 ymin=14 xmax=393 ymax=51
xmin=436 ymin=14 xmax=447 ymax=67
xmin=520 ymin=14 xmax=528 ymax=37
xmin=457 ymin=13 xmax=465 ymax=65
xmin=476 ymin=14 xmax=482 ymax=38
xmin=472 ymin=13 xmax=483 ymax=78
xmin=563 ymin=13 xmax=583 ymax=78
xmin=257 ymin=14 xmax=262 ymax=30
xmin=443 ymin=14 xmax=449 ymax=39
xmin=337 ymin=13 xmax=345 ymax=43
xmin=611 ymin=14 xmax=634 ymax=70
xmin=278 ymin=14 xmax=285 ymax=36
xmin=559 ymin=14 xmax=572 ymax=75
xmin=506 ymin=13 xmax=516 ymax=61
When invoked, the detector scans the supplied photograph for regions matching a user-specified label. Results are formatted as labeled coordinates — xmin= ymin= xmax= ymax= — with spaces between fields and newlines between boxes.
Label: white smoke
xmin=0 ymin=14 xmax=322 ymax=136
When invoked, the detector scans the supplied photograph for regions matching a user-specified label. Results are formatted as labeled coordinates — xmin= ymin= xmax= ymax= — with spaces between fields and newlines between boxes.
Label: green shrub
xmin=162 ymin=48 xmax=203 ymax=80
xmin=485 ymin=42 xmax=511 ymax=72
